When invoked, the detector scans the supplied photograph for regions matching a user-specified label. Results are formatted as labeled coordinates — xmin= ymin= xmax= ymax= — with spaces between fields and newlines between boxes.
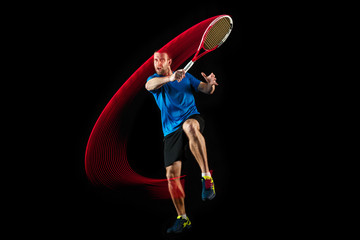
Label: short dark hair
xmin=154 ymin=50 xmax=172 ymax=59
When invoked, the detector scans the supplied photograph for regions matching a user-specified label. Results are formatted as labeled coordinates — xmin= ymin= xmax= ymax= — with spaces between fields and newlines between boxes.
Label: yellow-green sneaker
xmin=166 ymin=216 xmax=192 ymax=234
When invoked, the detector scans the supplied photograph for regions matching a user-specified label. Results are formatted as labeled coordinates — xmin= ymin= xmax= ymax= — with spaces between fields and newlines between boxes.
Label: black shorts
xmin=163 ymin=114 xmax=205 ymax=167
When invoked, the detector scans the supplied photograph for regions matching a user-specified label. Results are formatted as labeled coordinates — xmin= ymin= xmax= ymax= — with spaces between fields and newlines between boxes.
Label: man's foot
xmin=166 ymin=216 xmax=192 ymax=234
xmin=202 ymin=176 xmax=216 ymax=201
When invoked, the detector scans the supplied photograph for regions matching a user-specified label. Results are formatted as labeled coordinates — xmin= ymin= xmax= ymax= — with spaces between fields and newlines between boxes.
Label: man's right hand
xmin=169 ymin=69 xmax=186 ymax=82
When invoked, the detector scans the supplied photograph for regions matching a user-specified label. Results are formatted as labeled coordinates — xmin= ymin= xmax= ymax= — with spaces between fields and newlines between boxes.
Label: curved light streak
xmin=85 ymin=15 xmax=221 ymax=199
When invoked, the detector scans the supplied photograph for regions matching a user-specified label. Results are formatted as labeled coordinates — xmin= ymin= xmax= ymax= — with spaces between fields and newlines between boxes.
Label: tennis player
xmin=145 ymin=51 xmax=218 ymax=234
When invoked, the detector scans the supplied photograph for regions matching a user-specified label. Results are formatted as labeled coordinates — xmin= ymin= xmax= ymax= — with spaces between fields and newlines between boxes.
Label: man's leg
xmin=183 ymin=118 xmax=216 ymax=201
xmin=182 ymin=119 xmax=210 ymax=174
xmin=166 ymin=161 xmax=192 ymax=234
xmin=166 ymin=161 xmax=185 ymax=216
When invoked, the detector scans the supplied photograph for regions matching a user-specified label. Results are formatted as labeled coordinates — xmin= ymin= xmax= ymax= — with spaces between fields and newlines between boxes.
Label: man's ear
xmin=169 ymin=58 xmax=172 ymax=66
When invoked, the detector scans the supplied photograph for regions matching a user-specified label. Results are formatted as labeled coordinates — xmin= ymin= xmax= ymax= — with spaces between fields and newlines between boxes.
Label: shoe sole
xmin=166 ymin=225 xmax=192 ymax=235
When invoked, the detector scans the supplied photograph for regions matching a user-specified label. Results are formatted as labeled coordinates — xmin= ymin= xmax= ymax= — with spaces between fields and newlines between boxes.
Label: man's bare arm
xmin=145 ymin=70 xmax=185 ymax=91
xmin=145 ymin=76 xmax=171 ymax=91
xmin=198 ymin=72 xmax=218 ymax=95
xmin=198 ymin=82 xmax=216 ymax=95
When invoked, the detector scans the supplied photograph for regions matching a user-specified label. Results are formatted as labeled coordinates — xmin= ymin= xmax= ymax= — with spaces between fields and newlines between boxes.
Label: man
xmin=145 ymin=51 xmax=218 ymax=234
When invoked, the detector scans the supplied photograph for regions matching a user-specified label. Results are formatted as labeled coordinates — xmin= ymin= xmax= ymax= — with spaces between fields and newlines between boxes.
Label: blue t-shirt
xmin=147 ymin=72 xmax=201 ymax=136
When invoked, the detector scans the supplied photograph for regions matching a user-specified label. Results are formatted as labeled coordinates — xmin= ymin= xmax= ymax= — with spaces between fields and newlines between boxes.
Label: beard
xmin=155 ymin=68 xmax=164 ymax=75
xmin=155 ymin=66 xmax=170 ymax=76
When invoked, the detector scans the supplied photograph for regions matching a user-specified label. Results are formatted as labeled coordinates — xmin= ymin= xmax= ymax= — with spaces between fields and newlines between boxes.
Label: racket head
xmin=202 ymin=15 xmax=233 ymax=51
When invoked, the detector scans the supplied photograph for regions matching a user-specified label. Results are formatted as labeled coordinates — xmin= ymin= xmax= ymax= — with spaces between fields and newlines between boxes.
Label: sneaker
xmin=166 ymin=216 xmax=192 ymax=234
xmin=201 ymin=176 xmax=216 ymax=201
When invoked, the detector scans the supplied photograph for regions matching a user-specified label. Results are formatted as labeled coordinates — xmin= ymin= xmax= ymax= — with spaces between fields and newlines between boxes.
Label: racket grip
xmin=183 ymin=60 xmax=194 ymax=72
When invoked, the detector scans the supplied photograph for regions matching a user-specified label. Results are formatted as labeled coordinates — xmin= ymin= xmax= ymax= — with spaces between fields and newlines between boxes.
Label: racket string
xmin=204 ymin=17 xmax=231 ymax=50
xmin=205 ymin=18 xmax=230 ymax=48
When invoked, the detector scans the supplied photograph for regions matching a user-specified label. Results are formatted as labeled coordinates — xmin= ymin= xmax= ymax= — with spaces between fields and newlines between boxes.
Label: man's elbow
xmin=145 ymin=82 xmax=152 ymax=91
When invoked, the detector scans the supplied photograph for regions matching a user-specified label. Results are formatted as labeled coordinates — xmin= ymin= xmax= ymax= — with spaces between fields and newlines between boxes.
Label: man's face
xmin=154 ymin=52 xmax=171 ymax=75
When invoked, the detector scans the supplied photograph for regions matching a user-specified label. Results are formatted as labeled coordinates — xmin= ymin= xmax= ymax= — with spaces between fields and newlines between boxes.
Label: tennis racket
xmin=183 ymin=15 xmax=233 ymax=72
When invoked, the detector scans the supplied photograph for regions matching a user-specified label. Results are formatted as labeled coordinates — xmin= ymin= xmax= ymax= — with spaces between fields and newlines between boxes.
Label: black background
xmin=25 ymin=1 xmax=317 ymax=239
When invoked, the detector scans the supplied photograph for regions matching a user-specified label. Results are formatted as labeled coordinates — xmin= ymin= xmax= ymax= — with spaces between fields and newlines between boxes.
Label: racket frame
xmin=183 ymin=15 xmax=233 ymax=72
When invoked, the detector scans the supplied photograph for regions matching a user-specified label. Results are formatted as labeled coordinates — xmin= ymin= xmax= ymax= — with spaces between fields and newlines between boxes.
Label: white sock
xmin=180 ymin=214 xmax=187 ymax=219
xmin=201 ymin=172 xmax=211 ymax=177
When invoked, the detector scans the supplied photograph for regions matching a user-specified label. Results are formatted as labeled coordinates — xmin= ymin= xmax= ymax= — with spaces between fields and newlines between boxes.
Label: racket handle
xmin=183 ymin=60 xmax=194 ymax=73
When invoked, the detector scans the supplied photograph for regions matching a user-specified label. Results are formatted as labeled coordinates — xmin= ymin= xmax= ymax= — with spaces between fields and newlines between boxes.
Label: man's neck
xmin=165 ymin=69 xmax=173 ymax=77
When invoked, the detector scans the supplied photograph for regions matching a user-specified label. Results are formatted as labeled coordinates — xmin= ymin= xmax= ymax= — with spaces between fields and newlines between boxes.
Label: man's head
xmin=154 ymin=51 xmax=172 ymax=76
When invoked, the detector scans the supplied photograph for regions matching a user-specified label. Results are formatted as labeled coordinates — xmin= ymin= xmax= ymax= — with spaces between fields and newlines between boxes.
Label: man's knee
xmin=166 ymin=169 xmax=176 ymax=180
xmin=182 ymin=119 xmax=200 ymax=137
xmin=166 ymin=162 xmax=181 ymax=180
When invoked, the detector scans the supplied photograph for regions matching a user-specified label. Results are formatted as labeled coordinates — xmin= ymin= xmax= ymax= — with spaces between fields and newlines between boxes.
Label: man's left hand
xmin=201 ymin=72 xmax=218 ymax=86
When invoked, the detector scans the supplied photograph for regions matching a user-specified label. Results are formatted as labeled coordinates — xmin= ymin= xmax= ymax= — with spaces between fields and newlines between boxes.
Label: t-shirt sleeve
xmin=186 ymin=73 xmax=201 ymax=92
xmin=147 ymin=74 xmax=161 ymax=94
xmin=147 ymin=74 xmax=157 ymax=82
